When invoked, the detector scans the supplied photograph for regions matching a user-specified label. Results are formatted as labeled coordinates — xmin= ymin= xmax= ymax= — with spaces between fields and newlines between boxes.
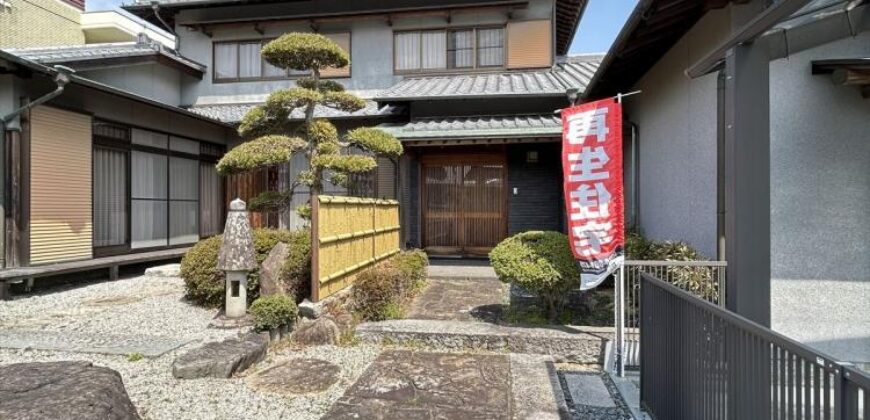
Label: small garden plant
xmin=489 ymin=231 xmax=579 ymax=322
xmin=352 ymin=250 xmax=428 ymax=321
xmin=250 ymin=294 xmax=298 ymax=332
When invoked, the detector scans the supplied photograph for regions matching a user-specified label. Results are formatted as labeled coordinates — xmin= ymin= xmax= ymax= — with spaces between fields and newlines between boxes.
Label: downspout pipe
xmin=1 ymin=65 xmax=75 ymax=125
xmin=151 ymin=2 xmax=179 ymax=51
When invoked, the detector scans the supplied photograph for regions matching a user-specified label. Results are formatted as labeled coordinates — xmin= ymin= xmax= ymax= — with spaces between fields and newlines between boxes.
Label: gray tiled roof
xmin=376 ymin=55 xmax=602 ymax=101
xmin=4 ymin=41 xmax=205 ymax=73
xmin=378 ymin=114 xmax=562 ymax=140
xmin=188 ymin=101 xmax=405 ymax=123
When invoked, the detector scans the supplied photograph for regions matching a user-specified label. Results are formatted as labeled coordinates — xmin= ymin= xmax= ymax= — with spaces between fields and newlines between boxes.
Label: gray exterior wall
xmin=622 ymin=8 xmax=732 ymax=259
xmin=507 ymin=142 xmax=563 ymax=234
xmin=173 ymin=0 xmax=555 ymax=105
xmin=768 ymin=32 xmax=870 ymax=364
xmin=80 ymin=63 xmax=185 ymax=106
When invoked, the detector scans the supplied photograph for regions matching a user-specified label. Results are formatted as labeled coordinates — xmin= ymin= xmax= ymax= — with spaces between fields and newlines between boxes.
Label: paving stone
xmin=172 ymin=333 xmax=268 ymax=379
xmin=248 ymin=358 xmax=340 ymax=395
xmin=509 ymin=354 xmax=570 ymax=420
xmin=0 ymin=361 xmax=140 ymax=420
xmin=406 ymin=278 xmax=508 ymax=322
xmin=323 ymin=350 xmax=511 ymax=420
xmin=564 ymin=373 xmax=616 ymax=408
xmin=0 ymin=329 xmax=189 ymax=357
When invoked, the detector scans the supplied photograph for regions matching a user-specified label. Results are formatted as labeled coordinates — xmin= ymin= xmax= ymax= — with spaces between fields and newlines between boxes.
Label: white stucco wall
xmin=80 ymin=63 xmax=184 ymax=106
xmin=769 ymin=32 xmax=870 ymax=364
xmin=623 ymin=8 xmax=732 ymax=259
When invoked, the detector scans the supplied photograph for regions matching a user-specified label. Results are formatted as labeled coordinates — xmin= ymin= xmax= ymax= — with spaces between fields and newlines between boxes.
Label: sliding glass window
xmin=93 ymin=122 xmax=224 ymax=253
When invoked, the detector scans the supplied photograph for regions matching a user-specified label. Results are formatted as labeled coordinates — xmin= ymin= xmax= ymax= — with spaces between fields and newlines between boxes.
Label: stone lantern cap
xmin=217 ymin=198 xmax=257 ymax=271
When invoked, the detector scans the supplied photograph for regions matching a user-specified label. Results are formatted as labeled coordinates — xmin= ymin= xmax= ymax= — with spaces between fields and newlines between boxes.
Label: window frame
xmin=91 ymin=119 xmax=226 ymax=256
xmin=393 ymin=25 xmax=506 ymax=75
xmin=212 ymin=32 xmax=352 ymax=83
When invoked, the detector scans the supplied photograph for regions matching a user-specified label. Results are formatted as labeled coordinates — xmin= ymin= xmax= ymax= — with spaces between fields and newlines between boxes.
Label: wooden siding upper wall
xmin=30 ymin=106 xmax=93 ymax=265
xmin=507 ymin=20 xmax=553 ymax=69
xmin=320 ymin=32 xmax=351 ymax=78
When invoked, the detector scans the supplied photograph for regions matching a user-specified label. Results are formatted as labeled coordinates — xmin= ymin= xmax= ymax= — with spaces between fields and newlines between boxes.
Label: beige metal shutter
xmin=30 ymin=106 xmax=93 ymax=264
xmin=321 ymin=32 xmax=351 ymax=78
xmin=506 ymin=20 xmax=553 ymax=69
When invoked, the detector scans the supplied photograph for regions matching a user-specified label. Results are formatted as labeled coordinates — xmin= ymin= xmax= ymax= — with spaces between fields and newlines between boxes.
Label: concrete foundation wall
xmin=623 ymin=8 xmax=732 ymax=259
xmin=769 ymin=32 xmax=870 ymax=363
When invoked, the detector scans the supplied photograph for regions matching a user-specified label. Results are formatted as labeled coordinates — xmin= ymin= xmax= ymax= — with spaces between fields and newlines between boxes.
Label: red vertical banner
xmin=561 ymin=99 xmax=624 ymax=290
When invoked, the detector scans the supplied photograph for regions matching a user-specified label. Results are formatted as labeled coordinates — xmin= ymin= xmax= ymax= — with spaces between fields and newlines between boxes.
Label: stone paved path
xmin=406 ymin=277 xmax=508 ymax=322
xmin=0 ymin=329 xmax=189 ymax=357
xmin=324 ymin=349 xmax=513 ymax=419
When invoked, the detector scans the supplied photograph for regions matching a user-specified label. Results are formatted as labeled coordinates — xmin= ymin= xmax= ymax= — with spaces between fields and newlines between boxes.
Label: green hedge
xmin=489 ymin=231 xmax=579 ymax=321
xmin=180 ymin=228 xmax=310 ymax=307
xmin=625 ymin=230 xmax=719 ymax=301
xmin=352 ymin=250 xmax=428 ymax=321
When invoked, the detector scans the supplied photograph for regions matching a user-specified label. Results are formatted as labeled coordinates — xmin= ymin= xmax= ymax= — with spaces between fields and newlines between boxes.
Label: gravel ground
xmin=0 ymin=274 xmax=381 ymax=420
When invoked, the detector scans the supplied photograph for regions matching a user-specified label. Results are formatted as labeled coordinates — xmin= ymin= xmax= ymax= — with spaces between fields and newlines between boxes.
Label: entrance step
xmin=427 ymin=259 xmax=497 ymax=280
xmin=355 ymin=319 xmax=613 ymax=363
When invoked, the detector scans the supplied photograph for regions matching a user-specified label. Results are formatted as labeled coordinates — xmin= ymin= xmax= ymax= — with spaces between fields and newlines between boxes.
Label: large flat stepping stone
xmin=324 ymin=350 xmax=511 ymax=419
xmin=0 ymin=329 xmax=188 ymax=357
xmin=172 ymin=333 xmax=268 ymax=379
xmin=248 ymin=358 xmax=340 ymax=395
xmin=0 ymin=361 xmax=140 ymax=420
xmin=406 ymin=278 xmax=508 ymax=322
xmin=561 ymin=372 xmax=630 ymax=419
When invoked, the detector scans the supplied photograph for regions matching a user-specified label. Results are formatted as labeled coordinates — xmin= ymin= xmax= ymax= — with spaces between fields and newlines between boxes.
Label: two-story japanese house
xmin=122 ymin=0 xmax=599 ymax=257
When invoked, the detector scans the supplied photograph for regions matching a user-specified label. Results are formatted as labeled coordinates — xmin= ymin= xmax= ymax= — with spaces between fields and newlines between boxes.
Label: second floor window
xmin=394 ymin=27 xmax=504 ymax=73
xmin=214 ymin=33 xmax=350 ymax=82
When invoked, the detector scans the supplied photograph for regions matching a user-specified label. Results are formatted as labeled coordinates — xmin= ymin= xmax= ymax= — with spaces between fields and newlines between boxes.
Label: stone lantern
xmin=217 ymin=198 xmax=257 ymax=319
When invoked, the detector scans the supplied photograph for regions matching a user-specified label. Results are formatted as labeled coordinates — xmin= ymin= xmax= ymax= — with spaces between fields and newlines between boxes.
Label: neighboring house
xmin=1 ymin=0 xmax=174 ymax=48
xmin=123 ymin=0 xmax=598 ymax=256
xmin=584 ymin=0 xmax=869 ymax=364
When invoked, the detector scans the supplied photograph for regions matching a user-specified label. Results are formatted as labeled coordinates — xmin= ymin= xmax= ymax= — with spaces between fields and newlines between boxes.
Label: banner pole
xmin=614 ymin=91 xmax=633 ymax=378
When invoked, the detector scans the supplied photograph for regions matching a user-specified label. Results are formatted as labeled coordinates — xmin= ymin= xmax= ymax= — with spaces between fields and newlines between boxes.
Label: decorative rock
xmin=0 ymin=361 xmax=140 ymax=420
xmin=292 ymin=317 xmax=341 ymax=346
xmin=298 ymin=299 xmax=324 ymax=319
xmin=172 ymin=333 xmax=268 ymax=379
xmin=144 ymin=263 xmax=181 ymax=278
xmin=248 ymin=358 xmax=340 ymax=395
xmin=259 ymin=242 xmax=290 ymax=296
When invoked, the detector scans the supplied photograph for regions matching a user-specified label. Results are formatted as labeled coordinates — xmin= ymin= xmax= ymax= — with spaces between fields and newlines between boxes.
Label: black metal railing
xmin=640 ymin=273 xmax=868 ymax=420
xmin=618 ymin=260 xmax=727 ymax=369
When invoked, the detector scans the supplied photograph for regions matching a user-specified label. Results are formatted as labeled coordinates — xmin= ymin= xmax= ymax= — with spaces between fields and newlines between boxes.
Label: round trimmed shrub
xmin=180 ymin=228 xmax=311 ymax=307
xmin=489 ymin=231 xmax=580 ymax=321
xmin=250 ymin=294 xmax=298 ymax=331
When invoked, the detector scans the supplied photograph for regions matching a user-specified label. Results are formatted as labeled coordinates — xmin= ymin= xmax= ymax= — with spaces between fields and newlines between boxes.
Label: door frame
xmin=419 ymin=149 xmax=509 ymax=256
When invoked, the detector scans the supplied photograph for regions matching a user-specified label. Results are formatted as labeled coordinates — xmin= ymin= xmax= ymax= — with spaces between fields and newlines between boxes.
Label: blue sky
xmin=569 ymin=0 xmax=637 ymax=55
xmin=88 ymin=0 xmax=637 ymax=55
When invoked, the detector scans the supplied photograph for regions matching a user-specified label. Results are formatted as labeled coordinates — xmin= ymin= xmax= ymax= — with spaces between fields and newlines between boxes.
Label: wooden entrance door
xmin=422 ymin=154 xmax=507 ymax=256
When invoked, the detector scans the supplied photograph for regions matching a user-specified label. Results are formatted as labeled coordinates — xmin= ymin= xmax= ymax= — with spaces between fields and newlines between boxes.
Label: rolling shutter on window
xmin=506 ymin=20 xmax=552 ymax=69
xmin=320 ymin=32 xmax=351 ymax=78
xmin=29 ymin=106 xmax=93 ymax=264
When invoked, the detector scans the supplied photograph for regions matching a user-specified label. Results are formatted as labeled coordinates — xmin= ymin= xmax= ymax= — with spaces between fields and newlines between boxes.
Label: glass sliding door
xmin=93 ymin=147 xmax=128 ymax=249
xmin=131 ymin=150 xmax=169 ymax=248
xmin=169 ymin=157 xmax=199 ymax=245
xmin=200 ymin=162 xmax=222 ymax=237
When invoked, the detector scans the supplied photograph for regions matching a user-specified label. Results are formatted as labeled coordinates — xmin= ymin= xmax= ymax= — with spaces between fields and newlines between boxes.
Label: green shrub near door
xmin=489 ymin=231 xmax=580 ymax=322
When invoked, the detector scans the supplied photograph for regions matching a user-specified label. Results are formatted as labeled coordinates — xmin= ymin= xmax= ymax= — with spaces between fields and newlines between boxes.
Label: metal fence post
xmin=616 ymin=263 xmax=626 ymax=377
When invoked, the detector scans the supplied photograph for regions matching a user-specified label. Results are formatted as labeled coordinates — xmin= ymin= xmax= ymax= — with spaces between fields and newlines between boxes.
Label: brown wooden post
xmin=310 ymin=194 xmax=320 ymax=303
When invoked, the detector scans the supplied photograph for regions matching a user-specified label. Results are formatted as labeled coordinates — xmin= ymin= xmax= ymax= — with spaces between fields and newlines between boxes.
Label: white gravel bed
xmin=0 ymin=274 xmax=384 ymax=419
xmin=0 ymin=343 xmax=381 ymax=420
xmin=0 ymin=275 xmax=233 ymax=343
